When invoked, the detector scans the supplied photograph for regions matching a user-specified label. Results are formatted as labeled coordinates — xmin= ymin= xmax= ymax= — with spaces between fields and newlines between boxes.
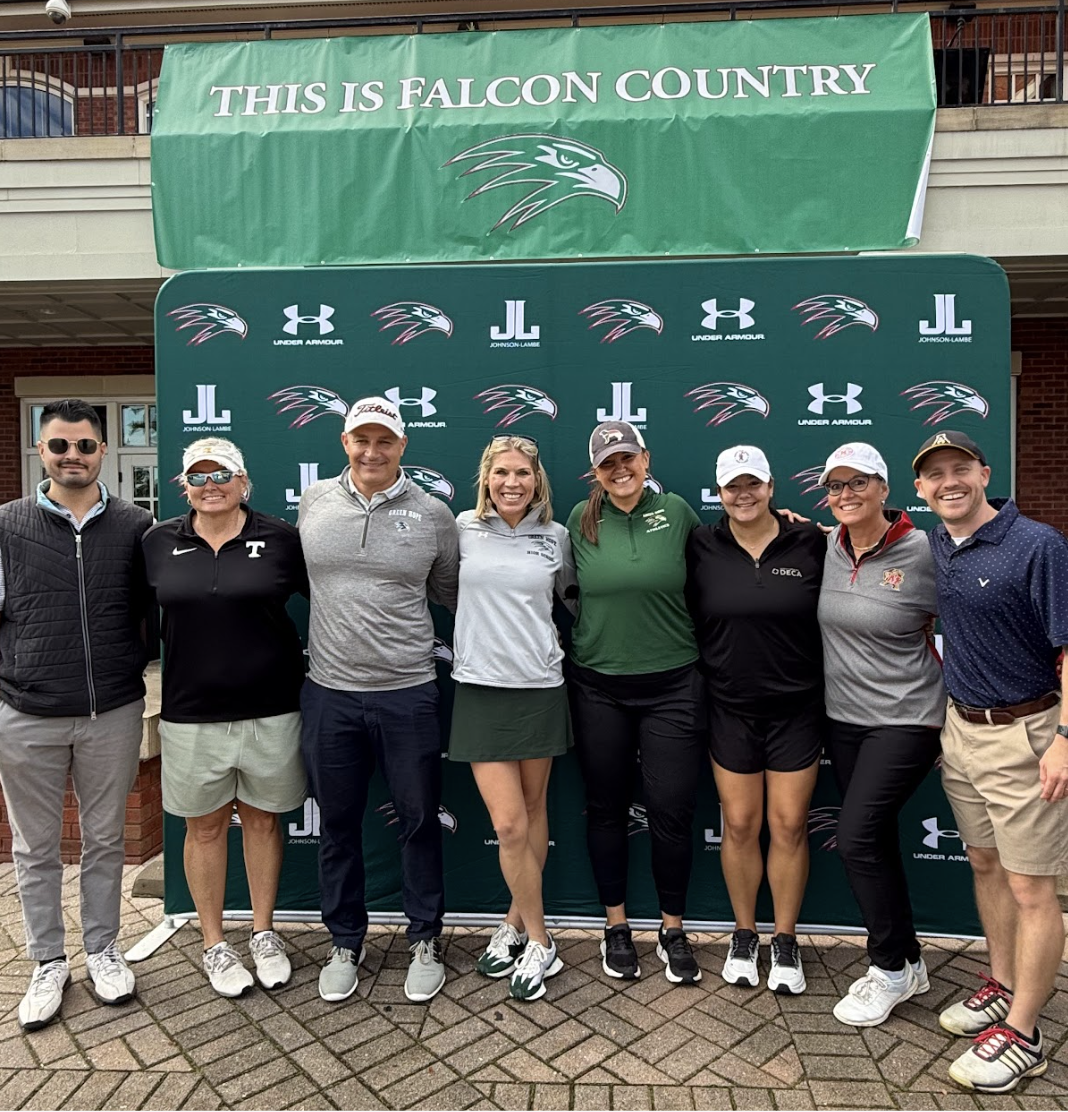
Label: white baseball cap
xmin=182 ymin=437 xmax=245 ymax=475
xmin=716 ymin=445 xmax=772 ymax=487
xmin=818 ymin=442 xmax=888 ymax=486
xmin=344 ymin=396 xmax=405 ymax=437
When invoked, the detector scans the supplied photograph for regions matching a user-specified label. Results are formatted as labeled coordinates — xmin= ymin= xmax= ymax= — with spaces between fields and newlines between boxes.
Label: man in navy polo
xmin=913 ymin=429 xmax=1068 ymax=1095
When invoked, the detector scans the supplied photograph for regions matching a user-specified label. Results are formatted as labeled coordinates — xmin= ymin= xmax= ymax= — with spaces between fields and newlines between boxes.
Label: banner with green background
xmin=151 ymin=15 xmax=936 ymax=268
xmin=156 ymin=254 xmax=1007 ymax=935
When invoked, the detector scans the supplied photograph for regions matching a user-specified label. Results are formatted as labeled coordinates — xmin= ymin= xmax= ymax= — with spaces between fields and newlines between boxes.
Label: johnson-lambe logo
xmin=269 ymin=385 xmax=348 ymax=428
xmin=901 ymin=381 xmax=990 ymax=426
xmin=580 ymin=299 xmax=663 ymax=342
xmin=793 ymin=295 xmax=878 ymax=340
xmin=475 ymin=384 xmax=558 ymax=428
xmin=686 ymin=383 xmax=770 ymax=426
xmin=371 ymin=302 xmax=453 ymax=345
xmin=168 ymin=304 xmax=248 ymax=346
xmin=444 ymin=134 xmax=627 ymax=231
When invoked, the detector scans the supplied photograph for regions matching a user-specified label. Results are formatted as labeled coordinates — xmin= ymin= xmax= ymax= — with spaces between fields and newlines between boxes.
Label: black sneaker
xmin=600 ymin=924 xmax=640 ymax=980
xmin=656 ymin=927 xmax=702 ymax=985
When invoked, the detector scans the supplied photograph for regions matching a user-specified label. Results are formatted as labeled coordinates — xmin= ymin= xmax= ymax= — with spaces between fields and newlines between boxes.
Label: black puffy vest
xmin=0 ymin=495 xmax=153 ymax=717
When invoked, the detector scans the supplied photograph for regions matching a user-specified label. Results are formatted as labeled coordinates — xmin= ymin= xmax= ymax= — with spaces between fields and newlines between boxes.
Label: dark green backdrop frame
xmin=155 ymin=254 xmax=1009 ymax=935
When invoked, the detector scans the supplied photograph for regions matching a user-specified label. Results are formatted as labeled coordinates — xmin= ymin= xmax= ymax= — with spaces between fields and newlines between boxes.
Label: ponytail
xmin=580 ymin=485 xmax=605 ymax=545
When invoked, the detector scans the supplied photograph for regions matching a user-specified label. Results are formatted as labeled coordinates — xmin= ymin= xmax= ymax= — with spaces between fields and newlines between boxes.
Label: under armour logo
xmin=384 ymin=387 xmax=437 ymax=418
xmin=282 ymin=304 xmax=335 ymax=336
xmin=921 ymin=816 xmax=965 ymax=850
xmin=701 ymin=298 xmax=756 ymax=331
xmin=808 ymin=382 xmax=863 ymax=415
xmin=246 ymin=541 xmax=266 ymax=558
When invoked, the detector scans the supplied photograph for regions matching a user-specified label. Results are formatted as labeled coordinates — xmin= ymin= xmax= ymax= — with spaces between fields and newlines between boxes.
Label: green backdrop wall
xmin=155 ymin=254 xmax=1008 ymax=935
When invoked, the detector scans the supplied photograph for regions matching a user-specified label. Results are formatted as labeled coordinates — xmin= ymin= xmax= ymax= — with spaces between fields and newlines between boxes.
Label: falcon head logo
xmin=444 ymin=134 xmax=627 ymax=231
xmin=807 ymin=805 xmax=841 ymax=852
xmin=475 ymin=384 xmax=558 ymax=428
xmin=407 ymin=466 xmax=455 ymax=501
xmin=580 ymin=299 xmax=663 ymax=343
xmin=377 ymin=802 xmax=457 ymax=834
xmin=432 ymin=637 xmax=454 ymax=664
xmin=627 ymin=805 xmax=649 ymax=837
xmin=686 ymin=382 xmax=771 ymax=427
xmin=168 ymin=304 xmax=248 ymax=346
xmin=371 ymin=302 xmax=453 ymax=345
xmin=792 ymin=465 xmax=831 ymax=509
xmin=901 ymin=381 xmax=990 ymax=426
xmin=268 ymin=385 xmax=348 ymax=429
xmin=793 ymin=295 xmax=879 ymax=340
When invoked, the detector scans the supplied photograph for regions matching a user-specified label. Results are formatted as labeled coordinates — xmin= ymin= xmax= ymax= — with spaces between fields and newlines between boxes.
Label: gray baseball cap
xmin=588 ymin=421 xmax=647 ymax=468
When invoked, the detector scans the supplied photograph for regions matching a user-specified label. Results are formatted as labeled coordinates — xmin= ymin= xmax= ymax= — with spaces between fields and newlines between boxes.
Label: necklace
xmin=851 ymin=530 xmax=888 ymax=554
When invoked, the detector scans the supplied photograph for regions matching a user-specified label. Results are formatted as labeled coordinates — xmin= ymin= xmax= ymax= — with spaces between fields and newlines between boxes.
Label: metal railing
xmin=0 ymin=0 xmax=1064 ymax=138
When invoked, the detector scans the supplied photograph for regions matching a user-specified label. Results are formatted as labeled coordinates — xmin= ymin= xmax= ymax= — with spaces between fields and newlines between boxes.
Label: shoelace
xmin=411 ymin=939 xmax=442 ymax=965
xmin=772 ymin=936 xmax=799 ymax=969
xmin=486 ymin=923 xmax=519 ymax=960
xmin=30 ymin=960 xmax=67 ymax=997
xmin=90 ymin=941 xmax=126 ymax=977
xmin=729 ymin=932 xmax=757 ymax=961
xmin=968 ymin=973 xmax=1011 ymax=1007
xmin=514 ymin=941 xmax=551 ymax=980
xmin=664 ymin=932 xmax=694 ymax=963
xmin=326 ymin=945 xmax=357 ymax=967
xmin=205 ymin=943 xmax=242 ymax=974
xmin=973 ymin=1025 xmax=1032 ymax=1059
xmin=605 ymin=929 xmax=633 ymax=959
xmin=849 ymin=969 xmax=899 ymax=1002
xmin=252 ymin=931 xmax=286 ymax=958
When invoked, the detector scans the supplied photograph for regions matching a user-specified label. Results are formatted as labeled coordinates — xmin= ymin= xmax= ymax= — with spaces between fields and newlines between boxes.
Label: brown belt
xmin=952 ymin=691 xmax=1060 ymax=726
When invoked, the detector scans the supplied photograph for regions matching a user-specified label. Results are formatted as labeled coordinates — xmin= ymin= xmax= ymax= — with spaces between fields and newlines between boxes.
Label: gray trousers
xmin=0 ymin=698 xmax=144 ymax=959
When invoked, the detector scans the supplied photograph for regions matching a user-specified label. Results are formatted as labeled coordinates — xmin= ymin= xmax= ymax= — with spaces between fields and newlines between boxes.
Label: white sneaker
xmin=509 ymin=937 xmax=564 ymax=1001
xmin=249 ymin=930 xmax=291 ymax=989
xmin=19 ymin=959 xmax=70 ymax=1031
xmin=86 ymin=940 xmax=136 ymax=1005
xmin=202 ymin=941 xmax=255 ymax=998
xmin=477 ymin=921 xmax=528 ymax=979
xmin=833 ymin=963 xmax=917 ymax=1027
xmin=767 ymin=933 xmax=806 ymax=995
xmin=912 ymin=956 xmax=930 ymax=995
xmin=722 ymin=929 xmax=759 ymax=987
xmin=319 ymin=945 xmax=366 ymax=1002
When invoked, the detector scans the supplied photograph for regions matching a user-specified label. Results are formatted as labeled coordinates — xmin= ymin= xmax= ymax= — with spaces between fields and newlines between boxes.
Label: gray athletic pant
xmin=0 ymin=698 xmax=144 ymax=959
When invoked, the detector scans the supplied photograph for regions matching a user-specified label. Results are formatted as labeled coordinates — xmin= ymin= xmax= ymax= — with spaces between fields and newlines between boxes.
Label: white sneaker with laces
xmin=250 ymin=930 xmax=291 ymax=989
xmin=833 ymin=963 xmax=917 ymax=1027
xmin=86 ymin=940 xmax=136 ymax=1004
xmin=477 ymin=921 xmax=528 ymax=979
xmin=911 ymin=956 xmax=930 ymax=995
xmin=509 ymin=937 xmax=564 ymax=1001
xmin=767 ymin=933 xmax=806 ymax=995
xmin=203 ymin=941 xmax=255 ymax=998
xmin=18 ymin=959 xmax=70 ymax=1031
xmin=721 ymin=929 xmax=759 ymax=987
xmin=949 ymin=1025 xmax=1046 ymax=1093
xmin=405 ymin=938 xmax=446 ymax=1002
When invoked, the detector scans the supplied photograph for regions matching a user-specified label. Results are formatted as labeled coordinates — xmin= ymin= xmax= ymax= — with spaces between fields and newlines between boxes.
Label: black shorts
xmin=707 ymin=690 xmax=825 ymax=775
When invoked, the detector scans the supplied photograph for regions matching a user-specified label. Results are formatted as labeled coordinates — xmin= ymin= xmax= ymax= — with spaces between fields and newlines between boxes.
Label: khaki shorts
xmin=160 ymin=711 xmax=307 ymax=818
xmin=940 ymin=698 xmax=1068 ymax=876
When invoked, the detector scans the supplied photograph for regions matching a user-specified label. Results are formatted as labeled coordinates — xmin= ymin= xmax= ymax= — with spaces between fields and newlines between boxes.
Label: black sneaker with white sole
xmin=600 ymin=924 xmax=640 ymax=980
xmin=656 ymin=927 xmax=702 ymax=984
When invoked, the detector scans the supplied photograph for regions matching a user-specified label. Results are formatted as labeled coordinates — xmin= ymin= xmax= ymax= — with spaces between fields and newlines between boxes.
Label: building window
xmin=1 ymin=84 xmax=74 ymax=138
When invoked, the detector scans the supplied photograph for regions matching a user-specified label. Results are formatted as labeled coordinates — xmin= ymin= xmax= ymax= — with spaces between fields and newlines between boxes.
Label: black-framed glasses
xmin=824 ymin=476 xmax=872 ymax=497
xmin=185 ymin=470 xmax=236 ymax=487
xmin=492 ymin=433 xmax=539 ymax=449
xmin=44 ymin=437 xmax=101 ymax=456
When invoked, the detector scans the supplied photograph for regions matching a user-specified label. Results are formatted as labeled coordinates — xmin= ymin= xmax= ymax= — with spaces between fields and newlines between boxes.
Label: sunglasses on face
xmin=185 ymin=470 xmax=236 ymax=487
xmin=824 ymin=476 xmax=872 ymax=497
xmin=44 ymin=438 xmax=101 ymax=456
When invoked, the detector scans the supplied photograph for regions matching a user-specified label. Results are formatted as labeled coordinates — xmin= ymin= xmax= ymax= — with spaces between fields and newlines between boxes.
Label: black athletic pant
xmin=827 ymin=719 xmax=942 ymax=971
xmin=569 ymin=663 xmax=704 ymax=916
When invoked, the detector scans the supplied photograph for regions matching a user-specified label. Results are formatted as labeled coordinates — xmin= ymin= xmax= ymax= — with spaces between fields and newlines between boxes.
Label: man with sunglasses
xmin=0 ymin=398 xmax=153 ymax=1031
xmin=299 ymin=395 xmax=458 ymax=1005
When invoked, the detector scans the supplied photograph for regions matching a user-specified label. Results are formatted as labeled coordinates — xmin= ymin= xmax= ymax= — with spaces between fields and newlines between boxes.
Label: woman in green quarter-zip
xmin=686 ymin=445 xmax=826 ymax=999
xmin=566 ymin=420 xmax=705 ymax=988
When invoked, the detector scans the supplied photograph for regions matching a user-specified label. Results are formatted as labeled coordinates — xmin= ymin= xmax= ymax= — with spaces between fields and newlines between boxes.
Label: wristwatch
xmin=1057 ymin=725 xmax=1068 ymax=738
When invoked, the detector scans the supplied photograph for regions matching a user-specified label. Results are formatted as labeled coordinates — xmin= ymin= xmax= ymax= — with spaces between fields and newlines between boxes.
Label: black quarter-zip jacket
xmin=686 ymin=511 xmax=826 ymax=709
xmin=142 ymin=508 xmax=308 ymax=722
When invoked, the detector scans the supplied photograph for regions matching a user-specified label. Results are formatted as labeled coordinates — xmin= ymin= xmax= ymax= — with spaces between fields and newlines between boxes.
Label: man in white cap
xmin=0 ymin=398 xmax=153 ymax=1031
xmin=298 ymin=396 xmax=458 ymax=1004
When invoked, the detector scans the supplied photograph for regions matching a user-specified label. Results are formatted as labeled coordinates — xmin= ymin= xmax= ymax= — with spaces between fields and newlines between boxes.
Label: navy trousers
xmin=300 ymin=678 xmax=444 ymax=949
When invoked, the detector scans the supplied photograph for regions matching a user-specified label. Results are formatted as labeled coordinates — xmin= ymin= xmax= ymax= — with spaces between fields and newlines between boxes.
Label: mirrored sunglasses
xmin=185 ymin=470 xmax=236 ymax=487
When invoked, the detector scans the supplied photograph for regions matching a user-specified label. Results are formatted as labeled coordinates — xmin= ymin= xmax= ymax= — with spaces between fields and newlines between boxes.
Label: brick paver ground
xmin=1 ymin=863 xmax=1067 ymax=1110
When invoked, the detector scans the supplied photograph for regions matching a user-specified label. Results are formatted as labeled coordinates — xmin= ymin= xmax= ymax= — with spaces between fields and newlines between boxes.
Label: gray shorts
xmin=160 ymin=711 xmax=307 ymax=818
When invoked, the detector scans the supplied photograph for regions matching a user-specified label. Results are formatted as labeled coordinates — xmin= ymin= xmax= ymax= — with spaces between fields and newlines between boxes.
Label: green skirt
xmin=448 ymin=683 xmax=573 ymax=763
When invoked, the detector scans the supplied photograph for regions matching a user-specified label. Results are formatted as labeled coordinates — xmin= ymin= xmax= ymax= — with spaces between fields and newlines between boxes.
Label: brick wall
xmin=1012 ymin=319 xmax=1068 ymax=536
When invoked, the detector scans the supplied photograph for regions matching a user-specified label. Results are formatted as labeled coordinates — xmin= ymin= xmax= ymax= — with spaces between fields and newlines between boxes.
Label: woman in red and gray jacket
xmin=817 ymin=442 xmax=944 ymax=1028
